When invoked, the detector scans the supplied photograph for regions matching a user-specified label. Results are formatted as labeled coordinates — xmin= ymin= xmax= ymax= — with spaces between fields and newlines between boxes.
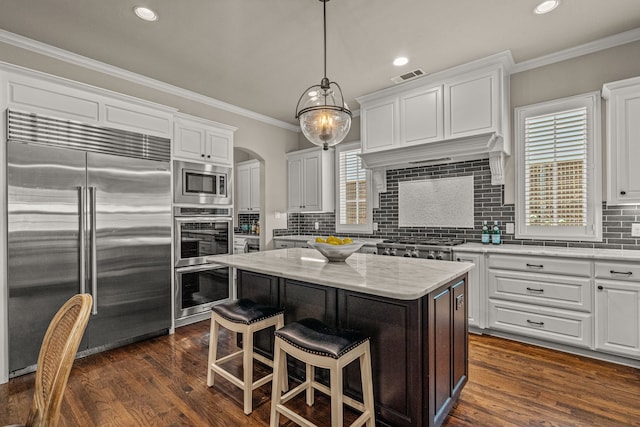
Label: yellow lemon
xmin=342 ymin=238 xmax=353 ymax=244
xmin=326 ymin=236 xmax=342 ymax=245
xmin=315 ymin=237 xmax=326 ymax=243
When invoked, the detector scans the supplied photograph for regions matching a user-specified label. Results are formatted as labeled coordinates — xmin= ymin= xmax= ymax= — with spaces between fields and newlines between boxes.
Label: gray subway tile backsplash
xmin=274 ymin=158 xmax=640 ymax=249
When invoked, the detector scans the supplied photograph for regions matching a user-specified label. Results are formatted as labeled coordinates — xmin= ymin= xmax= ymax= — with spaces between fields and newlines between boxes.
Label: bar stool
xmin=207 ymin=299 xmax=286 ymax=415
xmin=270 ymin=318 xmax=375 ymax=427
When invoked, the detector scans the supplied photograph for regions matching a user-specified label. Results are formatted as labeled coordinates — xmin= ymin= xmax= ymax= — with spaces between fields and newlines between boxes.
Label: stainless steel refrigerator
xmin=7 ymin=110 xmax=172 ymax=376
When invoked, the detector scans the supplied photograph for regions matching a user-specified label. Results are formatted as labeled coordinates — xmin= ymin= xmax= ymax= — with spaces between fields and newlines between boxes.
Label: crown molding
xmin=511 ymin=27 xmax=640 ymax=74
xmin=0 ymin=30 xmax=300 ymax=133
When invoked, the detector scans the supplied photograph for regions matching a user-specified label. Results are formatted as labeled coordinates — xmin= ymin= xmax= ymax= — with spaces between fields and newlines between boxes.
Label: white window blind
xmin=515 ymin=91 xmax=601 ymax=242
xmin=524 ymin=107 xmax=587 ymax=227
xmin=338 ymin=147 xmax=367 ymax=226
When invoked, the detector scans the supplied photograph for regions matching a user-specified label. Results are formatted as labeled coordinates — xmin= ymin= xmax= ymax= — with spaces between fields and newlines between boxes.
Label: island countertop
xmin=209 ymin=248 xmax=473 ymax=300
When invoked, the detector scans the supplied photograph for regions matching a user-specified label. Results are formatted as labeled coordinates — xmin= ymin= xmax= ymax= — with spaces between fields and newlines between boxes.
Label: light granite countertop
xmin=209 ymin=248 xmax=473 ymax=300
xmin=273 ymin=235 xmax=384 ymax=246
xmin=453 ymin=242 xmax=640 ymax=261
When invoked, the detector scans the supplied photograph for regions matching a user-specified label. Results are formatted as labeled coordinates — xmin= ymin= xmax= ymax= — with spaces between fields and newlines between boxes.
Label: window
xmin=335 ymin=142 xmax=372 ymax=233
xmin=515 ymin=92 xmax=601 ymax=241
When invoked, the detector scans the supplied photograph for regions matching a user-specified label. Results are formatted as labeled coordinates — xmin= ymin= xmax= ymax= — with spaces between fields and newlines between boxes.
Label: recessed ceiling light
xmin=134 ymin=6 xmax=158 ymax=22
xmin=393 ymin=57 xmax=409 ymax=67
xmin=534 ymin=0 xmax=560 ymax=15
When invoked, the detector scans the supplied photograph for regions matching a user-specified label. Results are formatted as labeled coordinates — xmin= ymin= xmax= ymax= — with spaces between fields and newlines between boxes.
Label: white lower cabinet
xmin=594 ymin=261 xmax=640 ymax=359
xmin=454 ymin=251 xmax=484 ymax=329
xmin=488 ymin=299 xmax=593 ymax=348
xmin=487 ymin=253 xmax=594 ymax=348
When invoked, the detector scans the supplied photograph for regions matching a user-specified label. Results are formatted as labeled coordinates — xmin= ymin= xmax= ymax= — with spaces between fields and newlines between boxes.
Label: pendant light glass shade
xmin=295 ymin=0 xmax=352 ymax=150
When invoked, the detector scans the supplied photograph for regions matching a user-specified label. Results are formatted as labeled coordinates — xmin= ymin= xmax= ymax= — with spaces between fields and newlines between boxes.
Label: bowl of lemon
xmin=307 ymin=236 xmax=364 ymax=262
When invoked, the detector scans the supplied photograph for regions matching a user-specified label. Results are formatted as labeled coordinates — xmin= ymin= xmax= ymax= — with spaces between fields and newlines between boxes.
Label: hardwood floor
xmin=1 ymin=320 xmax=639 ymax=426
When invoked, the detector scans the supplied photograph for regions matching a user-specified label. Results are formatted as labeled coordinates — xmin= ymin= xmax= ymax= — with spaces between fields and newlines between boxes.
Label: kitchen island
xmin=210 ymin=248 xmax=474 ymax=427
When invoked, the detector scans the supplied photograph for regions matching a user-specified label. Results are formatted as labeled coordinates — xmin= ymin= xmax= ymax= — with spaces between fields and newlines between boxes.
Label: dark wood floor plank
xmin=1 ymin=321 xmax=639 ymax=426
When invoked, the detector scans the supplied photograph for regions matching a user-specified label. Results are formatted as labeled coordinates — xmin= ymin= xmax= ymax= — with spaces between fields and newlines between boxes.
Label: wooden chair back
xmin=23 ymin=293 xmax=92 ymax=427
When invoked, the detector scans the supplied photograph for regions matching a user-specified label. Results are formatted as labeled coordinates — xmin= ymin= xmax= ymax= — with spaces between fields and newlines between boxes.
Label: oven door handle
xmin=175 ymin=216 xmax=233 ymax=223
xmin=175 ymin=263 xmax=228 ymax=274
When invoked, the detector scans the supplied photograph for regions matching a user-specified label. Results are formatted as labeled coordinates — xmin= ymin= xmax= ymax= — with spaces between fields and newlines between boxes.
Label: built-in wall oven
xmin=174 ymin=206 xmax=233 ymax=320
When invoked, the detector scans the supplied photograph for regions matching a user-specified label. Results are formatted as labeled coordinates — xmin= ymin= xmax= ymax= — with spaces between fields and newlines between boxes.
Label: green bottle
xmin=481 ymin=220 xmax=490 ymax=244
xmin=491 ymin=221 xmax=501 ymax=245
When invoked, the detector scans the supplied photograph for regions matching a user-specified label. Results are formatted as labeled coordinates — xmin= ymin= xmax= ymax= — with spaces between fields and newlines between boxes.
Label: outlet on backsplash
xmin=632 ymin=223 xmax=640 ymax=237
xmin=314 ymin=222 xmax=319 ymax=230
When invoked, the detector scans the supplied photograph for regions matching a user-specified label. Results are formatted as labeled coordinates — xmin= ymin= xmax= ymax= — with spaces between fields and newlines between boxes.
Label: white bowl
xmin=307 ymin=240 xmax=364 ymax=262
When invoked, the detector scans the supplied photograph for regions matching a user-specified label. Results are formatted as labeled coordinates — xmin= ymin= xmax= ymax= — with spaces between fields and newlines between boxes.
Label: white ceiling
xmin=1 ymin=0 xmax=639 ymax=127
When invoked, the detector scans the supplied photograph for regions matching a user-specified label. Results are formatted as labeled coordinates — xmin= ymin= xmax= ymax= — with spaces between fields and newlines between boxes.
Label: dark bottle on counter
xmin=481 ymin=220 xmax=490 ymax=244
xmin=491 ymin=220 xmax=501 ymax=245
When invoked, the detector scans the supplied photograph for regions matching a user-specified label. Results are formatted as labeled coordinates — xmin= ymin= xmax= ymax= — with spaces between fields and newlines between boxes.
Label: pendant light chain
xmin=323 ymin=0 xmax=327 ymax=80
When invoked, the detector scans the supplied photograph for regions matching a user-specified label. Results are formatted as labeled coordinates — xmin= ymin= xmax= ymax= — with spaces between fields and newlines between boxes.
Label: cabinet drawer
xmin=488 ymin=299 xmax=593 ymax=348
xmin=488 ymin=254 xmax=590 ymax=277
xmin=274 ymin=241 xmax=294 ymax=249
xmin=594 ymin=261 xmax=640 ymax=281
xmin=488 ymin=270 xmax=592 ymax=312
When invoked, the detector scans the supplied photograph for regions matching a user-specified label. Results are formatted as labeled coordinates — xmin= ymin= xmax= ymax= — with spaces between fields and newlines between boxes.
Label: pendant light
xmin=295 ymin=0 xmax=352 ymax=150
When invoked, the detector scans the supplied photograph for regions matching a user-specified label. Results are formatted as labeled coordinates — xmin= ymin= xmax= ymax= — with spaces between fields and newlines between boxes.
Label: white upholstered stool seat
xmin=207 ymin=299 xmax=286 ymax=415
xmin=270 ymin=318 xmax=375 ymax=427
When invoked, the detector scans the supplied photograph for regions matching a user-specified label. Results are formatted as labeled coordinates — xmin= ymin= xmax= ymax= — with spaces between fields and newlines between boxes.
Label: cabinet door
xmin=454 ymin=252 xmax=482 ymax=328
xmin=301 ymin=151 xmax=321 ymax=211
xmin=451 ymin=280 xmax=468 ymax=396
xmin=287 ymin=155 xmax=303 ymax=211
xmin=205 ymin=130 xmax=232 ymax=166
xmin=236 ymin=165 xmax=251 ymax=212
xmin=400 ymin=85 xmax=443 ymax=146
xmin=249 ymin=163 xmax=261 ymax=210
xmin=595 ymin=279 xmax=640 ymax=358
xmin=608 ymin=88 xmax=640 ymax=204
xmin=361 ymin=97 xmax=398 ymax=153
xmin=444 ymin=69 xmax=498 ymax=139
xmin=174 ymin=122 xmax=206 ymax=161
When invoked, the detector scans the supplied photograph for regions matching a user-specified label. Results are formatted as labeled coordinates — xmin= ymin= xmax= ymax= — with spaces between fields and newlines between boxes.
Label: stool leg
xmin=305 ymin=363 xmax=315 ymax=406
xmin=270 ymin=340 xmax=285 ymax=427
xmin=275 ymin=315 xmax=289 ymax=393
xmin=207 ymin=316 xmax=219 ymax=387
xmin=360 ymin=343 xmax=376 ymax=426
xmin=329 ymin=362 xmax=344 ymax=427
xmin=243 ymin=328 xmax=254 ymax=415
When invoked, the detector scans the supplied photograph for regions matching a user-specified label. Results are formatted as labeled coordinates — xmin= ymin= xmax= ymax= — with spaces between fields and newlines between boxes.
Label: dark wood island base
xmin=236 ymin=269 xmax=469 ymax=427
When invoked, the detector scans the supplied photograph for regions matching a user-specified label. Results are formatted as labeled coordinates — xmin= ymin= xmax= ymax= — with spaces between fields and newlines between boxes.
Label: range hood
xmin=359 ymin=131 xmax=509 ymax=189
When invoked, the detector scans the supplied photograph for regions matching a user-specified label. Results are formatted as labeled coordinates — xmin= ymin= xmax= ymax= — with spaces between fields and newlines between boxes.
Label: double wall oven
xmin=174 ymin=205 xmax=233 ymax=321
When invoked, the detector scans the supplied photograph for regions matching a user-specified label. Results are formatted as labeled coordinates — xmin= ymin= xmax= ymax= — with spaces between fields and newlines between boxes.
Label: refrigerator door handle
xmin=78 ymin=186 xmax=87 ymax=294
xmin=89 ymin=186 xmax=98 ymax=315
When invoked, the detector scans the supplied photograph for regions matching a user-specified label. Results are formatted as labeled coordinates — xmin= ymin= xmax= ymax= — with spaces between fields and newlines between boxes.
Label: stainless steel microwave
xmin=173 ymin=160 xmax=233 ymax=205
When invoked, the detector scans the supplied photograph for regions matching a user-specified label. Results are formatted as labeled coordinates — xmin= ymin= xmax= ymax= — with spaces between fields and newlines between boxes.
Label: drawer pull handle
xmin=526 ymin=263 xmax=544 ymax=269
xmin=597 ymin=285 xmax=604 ymax=290
xmin=526 ymin=320 xmax=544 ymax=327
xmin=526 ymin=287 xmax=544 ymax=293
xmin=610 ymin=270 xmax=633 ymax=276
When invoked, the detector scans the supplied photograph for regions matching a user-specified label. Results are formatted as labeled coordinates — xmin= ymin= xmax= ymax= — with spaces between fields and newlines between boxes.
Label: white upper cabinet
xmin=603 ymin=76 xmax=640 ymax=205
xmin=356 ymin=52 xmax=512 ymax=183
xmin=444 ymin=69 xmax=499 ymax=139
xmin=173 ymin=113 xmax=236 ymax=166
xmin=361 ymin=97 xmax=398 ymax=152
xmin=287 ymin=148 xmax=334 ymax=213
xmin=236 ymin=160 xmax=260 ymax=212
xmin=400 ymin=85 xmax=443 ymax=146
xmin=3 ymin=69 xmax=175 ymax=138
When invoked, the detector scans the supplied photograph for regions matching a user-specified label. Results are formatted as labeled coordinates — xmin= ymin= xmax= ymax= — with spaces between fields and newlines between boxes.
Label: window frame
xmin=514 ymin=91 xmax=602 ymax=241
xmin=334 ymin=141 xmax=373 ymax=234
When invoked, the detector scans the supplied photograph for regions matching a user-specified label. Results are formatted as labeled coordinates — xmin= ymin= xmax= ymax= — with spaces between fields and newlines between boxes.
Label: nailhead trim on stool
xmin=270 ymin=318 xmax=376 ymax=427
xmin=207 ymin=299 xmax=287 ymax=415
